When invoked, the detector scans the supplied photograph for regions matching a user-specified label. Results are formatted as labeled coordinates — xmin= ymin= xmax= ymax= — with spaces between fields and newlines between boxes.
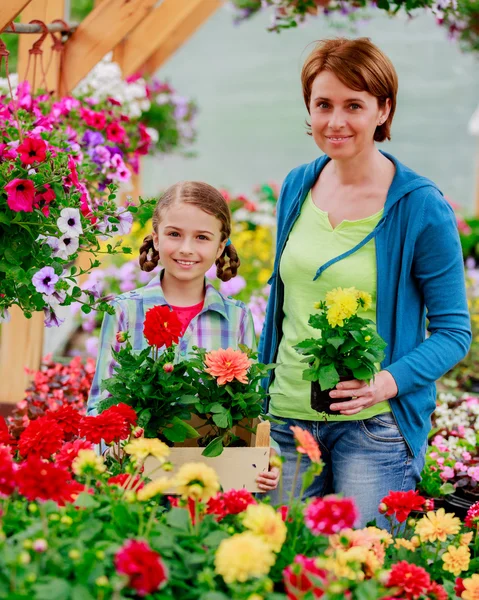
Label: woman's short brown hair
xmin=301 ymin=37 xmax=398 ymax=142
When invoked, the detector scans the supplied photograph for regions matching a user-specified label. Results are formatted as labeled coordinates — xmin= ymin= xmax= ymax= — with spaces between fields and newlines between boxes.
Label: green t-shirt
xmin=269 ymin=191 xmax=390 ymax=421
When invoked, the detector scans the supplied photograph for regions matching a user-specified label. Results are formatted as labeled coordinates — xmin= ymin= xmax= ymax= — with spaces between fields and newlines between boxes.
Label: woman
xmin=259 ymin=37 xmax=471 ymax=527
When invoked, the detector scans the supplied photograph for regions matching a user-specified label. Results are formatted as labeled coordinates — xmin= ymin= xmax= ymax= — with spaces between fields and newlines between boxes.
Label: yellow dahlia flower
xmin=460 ymin=531 xmax=474 ymax=546
xmin=72 ymin=449 xmax=106 ymax=476
xmin=215 ymin=532 xmax=275 ymax=583
xmin=137 ymin=477 xmax=173 ymax=501
xmin=317 ymin=547 xmax=368 ymax=582
xmin=356 ymin=290 xmax=372 ymax=311
xmin=394 ymin=537 xmax=420 ymax=552
xmin=414 ymin=508 xmax=461 ymax=542
xmin=325 ymin=288 xmax=358 ymax=327
xmin=174 ymin=462 xmax=220 ymax=502
xmin=242 ymin=504 xmax=287 ymax=552
xmin=442 ymin=544 xmax=471 ymax=576
xmin=123 ymin=438 xmax=170 ymax=464
xmin=462 ymin=574 xmax=479 ymax=600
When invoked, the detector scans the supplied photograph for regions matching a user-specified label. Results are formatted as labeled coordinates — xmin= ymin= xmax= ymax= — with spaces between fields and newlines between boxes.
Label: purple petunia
xmin=43 ymin=306 xmax=65 ymax=328
xmin=82 ymin=129 xmax=105 ymax=147
xmin=32 ymin=266 xmax=59 ymax=295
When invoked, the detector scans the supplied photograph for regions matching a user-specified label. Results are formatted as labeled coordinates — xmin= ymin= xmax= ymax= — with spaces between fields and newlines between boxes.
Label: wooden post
xmin=113 ymin=0 xmax=222 ymax=78
xmin=141 ymin=0 xmax=222 ymax=76
xmin=0 ymin=0 xmax=33 ymax=31
xmin=58 ymin=0 xmax=156 ymax=95
xmin=0 ymin=0 xmax=65 ymax=408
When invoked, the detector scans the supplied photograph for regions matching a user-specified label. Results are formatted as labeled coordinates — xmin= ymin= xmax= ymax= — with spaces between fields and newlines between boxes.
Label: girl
xmin=88 ymin=181 xmax=279 ymax=492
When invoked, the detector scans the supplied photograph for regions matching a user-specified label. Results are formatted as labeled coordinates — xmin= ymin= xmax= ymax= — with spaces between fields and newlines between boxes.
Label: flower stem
xmin=288 ymin=454 xmax=302 ymax=510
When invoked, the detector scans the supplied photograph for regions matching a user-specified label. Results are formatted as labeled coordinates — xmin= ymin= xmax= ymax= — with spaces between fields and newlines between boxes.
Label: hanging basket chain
xmin=23 ymin=20 xmax=49 ymax=94
xmin=44 ymin=19 xmax=69 ymax=89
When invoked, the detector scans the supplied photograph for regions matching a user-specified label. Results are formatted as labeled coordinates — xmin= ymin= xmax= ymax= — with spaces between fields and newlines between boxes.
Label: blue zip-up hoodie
xmin=259 ymin=151 xmax=471 ymax=457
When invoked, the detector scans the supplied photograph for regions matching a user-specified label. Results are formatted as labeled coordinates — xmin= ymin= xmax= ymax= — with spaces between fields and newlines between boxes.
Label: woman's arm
xmin=86 ymin=300 xmax=128 ymax=416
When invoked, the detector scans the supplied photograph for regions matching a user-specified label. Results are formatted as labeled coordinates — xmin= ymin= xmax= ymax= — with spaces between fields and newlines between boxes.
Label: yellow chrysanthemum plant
xmin=294 ymin=287 xmax=387 ymax=414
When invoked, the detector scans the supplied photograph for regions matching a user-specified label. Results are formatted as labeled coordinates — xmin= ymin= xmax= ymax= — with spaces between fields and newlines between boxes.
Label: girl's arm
xmin=87 ymin=300 xmax=128 ymax=416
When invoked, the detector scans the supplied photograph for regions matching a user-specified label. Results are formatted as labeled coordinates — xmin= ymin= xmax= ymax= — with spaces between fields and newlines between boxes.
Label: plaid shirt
xmin=87 ymin=274 xmax=256 ymax=415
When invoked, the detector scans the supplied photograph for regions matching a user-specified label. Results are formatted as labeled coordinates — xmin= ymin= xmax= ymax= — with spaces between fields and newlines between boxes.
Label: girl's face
xmin=309 ymin=70 xmax=391 ymax=161
xmin=152 ymin=202 xmax=226 ymax=286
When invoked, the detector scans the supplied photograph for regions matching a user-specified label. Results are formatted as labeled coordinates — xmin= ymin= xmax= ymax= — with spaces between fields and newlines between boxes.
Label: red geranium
xmin=106 ymin=403 xmax=138 ymax=428
xmin=55 ymin=439 xmax=94 ymax=470
xmin=283 ymin=555 xmax=327 ymax=600
xmin=386 ymin=561 xmax=431 ymax=599
xmin=48 ymin=405 xmax=82 ymax=441
xmin=380 ymin=490 xmax=426 ymax=523
xmin=0 ymin=445 xmax=16 ymax=496
xmin=79 ymin=411 xmax=131 ymax=445
xmin=143 ymin=305 xmax=182 ymax=349
xmin=115 ymin=539 xmax=168 ymax=596
xmin=17 ymin=136 xmax=47 ymax=165
xmin=304 ymin=495 xmax=359 ymax=535
xmin=108 ymin=473 xmax=144 ymax=490
xmin=16 ymin=455 xmax=72 ymax=503
xmin=18 ymin=415 xmax=65 ymax=458
xmin=465 ymin=501 xmax=479 ymax=530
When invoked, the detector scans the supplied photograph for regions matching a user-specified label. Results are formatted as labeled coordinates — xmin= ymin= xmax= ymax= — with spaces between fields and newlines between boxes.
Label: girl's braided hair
xmin=139 ymin=181 xmax=240 ymax=282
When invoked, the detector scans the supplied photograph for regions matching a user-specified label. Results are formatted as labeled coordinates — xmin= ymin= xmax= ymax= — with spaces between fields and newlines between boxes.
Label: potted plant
xmin=294 ymin=287 xmax=387 ymax=415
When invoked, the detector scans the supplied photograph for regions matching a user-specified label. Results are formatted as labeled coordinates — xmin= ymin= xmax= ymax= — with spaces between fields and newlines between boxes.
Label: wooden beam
xmin=140 ymin=0 xmax=222 ymax=77
xmin=0 ymin=0 xmax=33 ymax=32
xmin=58 ymin=0 xmax=156 ymax=95
xmin=17 ymin=0 xmax=65 ymax=94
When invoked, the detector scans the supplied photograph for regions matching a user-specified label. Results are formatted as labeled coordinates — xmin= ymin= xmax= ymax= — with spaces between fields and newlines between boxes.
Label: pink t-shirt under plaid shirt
xmin=171 ymin=301 xmax=204 ymax=336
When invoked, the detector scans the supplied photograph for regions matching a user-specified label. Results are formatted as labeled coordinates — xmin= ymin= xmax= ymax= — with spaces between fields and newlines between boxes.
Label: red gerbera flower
xmin=78 ymin=412 xmax=130 ymax=445
xmin=115 ymin=540 xmax=168 ymax=596
xmin=304 ymin=495 xmax=359 ymax=535
xmin=143 ymin=305 xmax=182 ymax=349
xmin=55 ymin=439 xmax=94 ymax=470
xmin=283 ymin=554 xmax=327 ymax=600
xmin=48 ymin=405 xmax=82 ymax=441
xmin=0 ymin=444 xmax=16 ymax=497
xmin=386 ymin=561 xmax=431 ymax=599
xmin=18 ymin=415 xmax=65 ymax=459
xmin=104 ymin=403 xmax=138 ymax=428
xmin=380 ymin=490 xmax=426 ymax=523
xmin=17 ymin=136 xmax=47 ymax=165
xmin=16 ymin=455 xmax=72 ymax=503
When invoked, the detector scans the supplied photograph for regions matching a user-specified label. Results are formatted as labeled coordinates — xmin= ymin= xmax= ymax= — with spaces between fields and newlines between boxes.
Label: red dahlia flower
xmin=104 ymin=403 xmax=138 ymax=428
xmin=454 ymin=578 xmax=465 ymax=597
xmin=115 ymin=540 xmax=168 ymax=596
xmin=304 ymin=495 xmax=359 ymax=535
xmin=48 ymin=405 xmax=82 ymax=441
xmin=283 ymin=555 xmax=327 ymax=600
xmin=465 ymin=501 xmax=479 ymax=530
xmin=0 ymin=417 xmax=15 ymax=448
xmin=17 ymin=136 xmax=47 ymax=165
xmin=0 ymin=444 xmax=16 ymax=496
xmin=428 ymin=581 xmax=448 ymax=600
xmin=207 ymin=489 xmax=256 ymax=520
xmin=143 ymin=305 xmax=182 ymax=349
xmin=386 ymin=561 xmax=431 ymax=600
xmin=380 ymin=490 xmax=426 ymax=523
xmin=79 ymin=411 xmax=131 ymax=445
xmin=108 ymin=473 xmax=144 ymax=490
xmin=18 ymin=415 xmax=65 ymax=458
xmin=16 ymin=455 xmax=72 ymax=503
xmin=5 ymin=178 xmax=35 ymax=212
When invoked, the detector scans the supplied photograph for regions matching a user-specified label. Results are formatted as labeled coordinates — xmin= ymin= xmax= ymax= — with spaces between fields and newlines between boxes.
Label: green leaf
xmin=74 ymin=492 xmax=99 ymax=509
xmin=344 ymin=356 xmax=361 ymax=369
xmin=202 ymin=436 xmax=224 ymax=457
xmin=317 ymin=363 xmax=339 ymax=391
xmin=170 ymin=415 xmax=200 ymax=439
xmin=351 ymin=365 xmax=372 ymax=381
xmin=439 ymin=482 xmax=455 ymax=495
xmin=165 ymin=507 xmax=190 ymax=531
xmin=302 ymin=367 xmax=319 ymax=382
xmin=178 ymin=394 xmax=198 ymax=405
xmin=212 ymin=412 xmax=230 ymax=429
xmin=327 ymin=336 xmax=345 ymax=349
xmin=71 ymin=585 xmax=96 ymax=600
xmin=202 ymin=530 xmax=229 ymax=547
xmin=33 ymin=578 xmax=71 ymax=600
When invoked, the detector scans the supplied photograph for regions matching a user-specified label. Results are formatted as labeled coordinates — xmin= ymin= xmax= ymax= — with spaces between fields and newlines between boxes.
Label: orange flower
xmin=204 ymin=348 xmax=251 ymax=385
xmin=290 ymin=426 xmax=321 ymax=463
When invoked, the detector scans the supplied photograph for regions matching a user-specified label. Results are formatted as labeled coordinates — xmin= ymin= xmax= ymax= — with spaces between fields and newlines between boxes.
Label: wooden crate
xmin=143 ymin=421 xmax=271 ymax=493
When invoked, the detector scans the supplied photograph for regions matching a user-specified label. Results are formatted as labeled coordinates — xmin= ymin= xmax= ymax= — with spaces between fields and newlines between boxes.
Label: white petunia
xmin=55 ymin=233 xmax=80 ymax=260
xmin=57 ymin=207 xmax=83 ymax=237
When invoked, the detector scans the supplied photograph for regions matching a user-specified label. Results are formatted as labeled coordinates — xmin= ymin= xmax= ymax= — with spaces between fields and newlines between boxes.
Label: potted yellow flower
xmin=294 ymin=287 xmax=387 ymax=415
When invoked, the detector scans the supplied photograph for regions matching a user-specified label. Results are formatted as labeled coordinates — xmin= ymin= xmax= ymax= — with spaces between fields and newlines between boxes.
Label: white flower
xmin=57 ymin=207 xmax=83 ymax=237
xmin=116 ymin=208 xmax=134 ymax=235
xmin=55 ymin=234 xmax=80 ymax=259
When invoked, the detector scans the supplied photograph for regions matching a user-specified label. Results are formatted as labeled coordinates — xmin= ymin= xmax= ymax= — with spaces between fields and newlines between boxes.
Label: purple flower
xmin=37 ymin=234 xmax=60 ymax=254
xmin=205 ymin=264 xmax=217 ymax=280
xmin=82 ymin=129 xmax=105 ymax=148
xmin=219 ymin=275 xmax=246 ymax=297
xmin=43 ymin=306 xmax=65 ymax=328
xmin=32 ymin=267 xmax=59 ymax=295
xmin=85 ymin=335 xmax=99 ymax=358
xmin=116 ymin=209 xmax=134 ymax=235
xmin=90 ymin=145 xmax=111 ymax=166
xmin=105 ymin=145 xmax=123 ymax=158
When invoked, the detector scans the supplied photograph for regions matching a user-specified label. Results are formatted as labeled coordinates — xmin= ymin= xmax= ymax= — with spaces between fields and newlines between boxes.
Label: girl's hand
xmin=328 ymin=370 xmax=398 ymax=416
xmin=256 ymin=449 xmax=281 ymax=492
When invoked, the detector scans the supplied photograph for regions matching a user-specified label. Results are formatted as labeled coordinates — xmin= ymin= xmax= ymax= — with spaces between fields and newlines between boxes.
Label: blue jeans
xmin=269 ymin=412 xmax=426 ymax=530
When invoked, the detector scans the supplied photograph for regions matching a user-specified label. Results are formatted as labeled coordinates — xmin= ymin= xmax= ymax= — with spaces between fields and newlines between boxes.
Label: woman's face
xmin=308 ymin=70 xmax=391 ymax=161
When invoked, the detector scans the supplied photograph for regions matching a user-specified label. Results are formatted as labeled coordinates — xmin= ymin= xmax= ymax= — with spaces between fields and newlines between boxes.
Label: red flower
xmin=283 ymin=555 xmax=327 ymax=600
xmin=427 ymin=581 xmax=448 ymax=600
xmin=380 ymin=490 xmax=426 ymax=523
xmin=304 ymin=495 xmax=359 ymax=535
xmin=78 ymin=412 xmax=130 ymax=445
xmin=386 ymin=561 xmax=431 ymax=599
xmin=104 ymin=403 xmax=138 ymax=428
xmin=454 ymin=578 xmax=465 ymax=597
xmin=465 ymin=501 xmax=479 ymax=530
xmin=17 ymin=137 xmax=47 ymax=165
xmin=0 ymin=445 xmax=16 ymax=496
xmin=48 ymin=406 xmax=82 ymax=441
xmin=106 ymin=121 xmax=127 ymax=144
xmin=60 ymin=480 xmax=87 ymax=505
xmin=143 ymin=305 xmax=182 ymax=349
xmin=5 ymin=178 xmax=35 ymax=212
xmin=207 ymin=489 xmax=256 ymax=520
xmin=16 ymin=456 xmax=72 ymax=503
xmin=278 ymin=505 xmax=292 ymax=522
xmin=115 ymin=540 xmax=168 ymax=596
xmin=18 ymin=415 xmax=64 ymax=458
xmin=81 ymin=108 xmax=106 ymax=130
xmin=108 ymin=473 xmax=144 ymax=490
xmin=0 ymin=417 xmax=15 ymax=448
xmin=55 ymin=439 xmax=94 ymax=470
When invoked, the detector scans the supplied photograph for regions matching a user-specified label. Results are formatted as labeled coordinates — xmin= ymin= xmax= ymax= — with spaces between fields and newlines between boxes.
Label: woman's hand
xmin=256 ymin=449 xmax=281 ymax=492
xmin=328 ymin=370 xmax=398 ymax=416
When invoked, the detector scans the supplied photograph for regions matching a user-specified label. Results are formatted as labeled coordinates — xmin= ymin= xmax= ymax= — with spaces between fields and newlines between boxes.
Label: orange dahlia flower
xmin=290 ymin=426 xmax=322 ymax=464
xmin=204 ymin=348 xmax=251 ymax=385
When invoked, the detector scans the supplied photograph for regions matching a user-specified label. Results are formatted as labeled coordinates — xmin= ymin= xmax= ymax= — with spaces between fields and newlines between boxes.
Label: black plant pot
xmin=310 ymin=375 xmax=352 ymax=416
xmin=442 ymin=491 xmax=479 ymax=520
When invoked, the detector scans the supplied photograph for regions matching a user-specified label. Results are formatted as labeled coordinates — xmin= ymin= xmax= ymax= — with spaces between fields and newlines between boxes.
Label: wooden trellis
xmin=0 ymin=0 xmax=222 ymax=408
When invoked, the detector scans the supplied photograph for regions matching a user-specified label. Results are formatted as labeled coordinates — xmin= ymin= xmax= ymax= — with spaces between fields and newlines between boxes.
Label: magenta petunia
xmin=5 ymin=178 xmax=36 ymax=212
